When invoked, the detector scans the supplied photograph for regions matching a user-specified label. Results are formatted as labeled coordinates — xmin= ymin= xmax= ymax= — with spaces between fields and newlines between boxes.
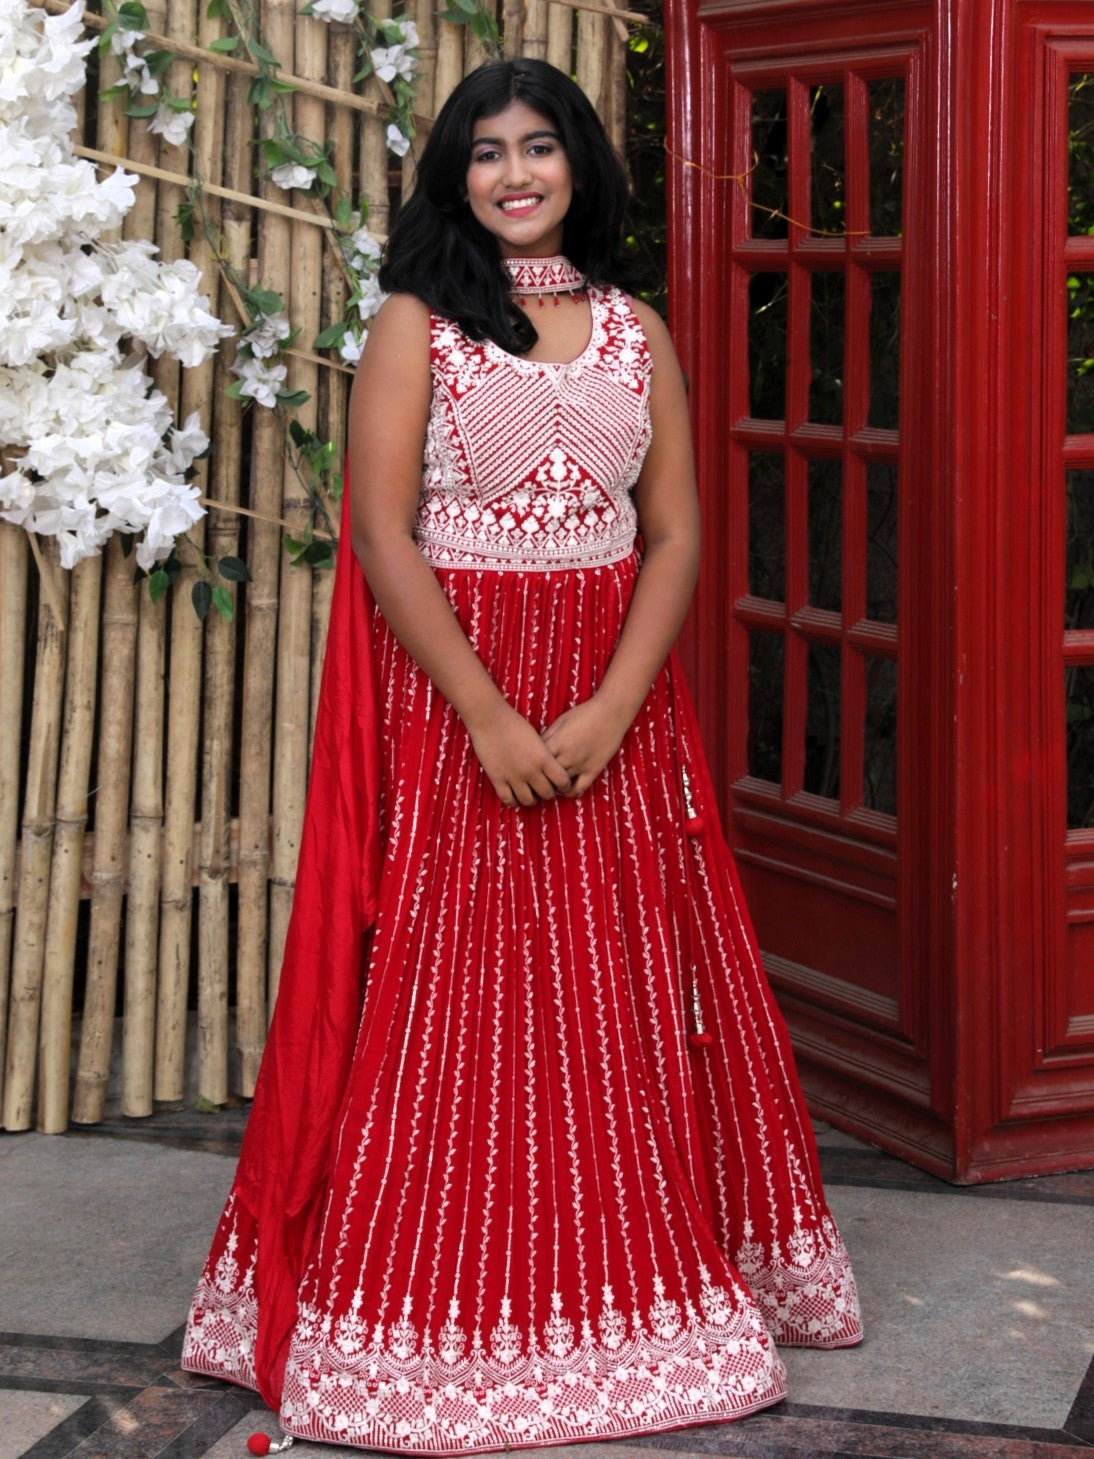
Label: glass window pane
xmin=1066 ymin=470 xmax=1094 ymax=630
xmin=868 ymin=76 xmax=905 ymax=237
xmin=1066 ymin=664 xmax=1094 ymax=829
xmin=748 ymin=632 xmax=784 ymax=783
xmin=749 ymin=453 xmax=785 ymax=601
xmin=1069 ymin=73 xmax=1094 ymax=238
xmin=809 ymin=271 xmax=845 ymax=424
xmin=864 ymin=656 xmax=897 ymax=817
xmin=810 ymin=83 xmax=845 ymax=235
xmin=751 ymin=87 xmax=788 ymax=240
xmin=869 ymin=272 xmax=901 ymax=430
xmin=866 ymin=463 xmax=899 ymax=623
xmin=804 ymin=643 xmax=841 ymax=801
xmin=808 ymin=458 xmax=842 ymax=612
xmin=749 ymin=272 xmax=788 ymax=420
xmin=1067 ymin=273 xmax=1094 ymax=435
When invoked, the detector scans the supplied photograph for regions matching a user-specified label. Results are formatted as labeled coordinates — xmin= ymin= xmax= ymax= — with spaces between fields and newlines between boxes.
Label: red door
xmin=667 ymin=0 xmax=1094 ymax=1179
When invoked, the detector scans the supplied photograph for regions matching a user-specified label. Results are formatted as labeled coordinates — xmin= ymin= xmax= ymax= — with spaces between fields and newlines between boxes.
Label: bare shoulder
xmin=364 ymin=291 xmax=431 ymax=357
xmin=626 ymin=298 xmax=684 ymax=373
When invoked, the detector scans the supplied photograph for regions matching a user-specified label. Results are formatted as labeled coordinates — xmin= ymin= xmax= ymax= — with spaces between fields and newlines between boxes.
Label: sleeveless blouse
xmin=415 ymin=286 xmax=652 ymax=573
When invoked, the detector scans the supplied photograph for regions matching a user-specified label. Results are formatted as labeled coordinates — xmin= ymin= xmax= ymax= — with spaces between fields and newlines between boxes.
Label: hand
xmin=466 ymin=700 xmax=572 ymax=808
xmin=541 ymin=696 xmax=629 ymax=798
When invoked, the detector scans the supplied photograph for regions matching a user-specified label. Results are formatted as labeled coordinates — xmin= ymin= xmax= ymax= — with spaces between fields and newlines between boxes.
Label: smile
xmin=498 ymin=195 xmax=543 ymax=213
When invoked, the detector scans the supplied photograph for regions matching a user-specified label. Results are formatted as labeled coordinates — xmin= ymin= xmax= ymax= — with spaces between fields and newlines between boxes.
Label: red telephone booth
xmin=666 ymin=0 xmax=1094 ymax=1180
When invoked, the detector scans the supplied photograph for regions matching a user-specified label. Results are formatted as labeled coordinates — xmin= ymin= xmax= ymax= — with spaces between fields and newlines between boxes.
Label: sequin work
xmin=183 ymin=286 xmax=862 ymax=1453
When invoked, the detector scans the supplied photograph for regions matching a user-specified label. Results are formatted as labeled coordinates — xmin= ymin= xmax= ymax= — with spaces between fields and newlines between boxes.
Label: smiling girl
xmin=183 ymin=58 xmax=862 ymax=1455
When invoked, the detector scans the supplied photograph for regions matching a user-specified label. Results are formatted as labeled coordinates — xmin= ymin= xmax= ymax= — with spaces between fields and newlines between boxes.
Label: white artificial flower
xmin=393 ymin=17 xmax=419 ymax=47
xmin=385 ymin=123 xmax=410 ymax=158
xmin=348 ymin=225 xmax=382 ymax=271
xmin=355 ymin=275 xmax=386 ymax=321
xmin=269 ymin=161 xmax=315 ymax=190
xmin=232 ymin=354 xmax=286 ymax=409
xmin=310 ymin=0 xmax=359 ymax=20
xmin=0 ymin=0 xmax=231 ymax=569
xmin=371 ymin=44 xmax=417 ymax=84
xmin=244 ymin=311 xmax=292 ymax=359
xmin=148 ymin=101 xmax=194 ymax=147
xmin=339 ymin=330 xmax=364 ymax=365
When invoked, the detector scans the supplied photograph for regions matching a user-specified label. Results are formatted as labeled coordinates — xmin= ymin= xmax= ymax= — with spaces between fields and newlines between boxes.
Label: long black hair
xmin=378 ymin=58 xmax=637 ymax=355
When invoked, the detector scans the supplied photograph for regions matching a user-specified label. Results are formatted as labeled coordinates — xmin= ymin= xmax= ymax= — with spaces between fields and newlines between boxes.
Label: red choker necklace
xmin=503 ymin=255 xmax=588 ymax=307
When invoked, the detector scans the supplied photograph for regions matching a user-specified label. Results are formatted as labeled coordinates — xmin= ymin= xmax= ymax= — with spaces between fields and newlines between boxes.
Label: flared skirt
xmin=182 ymin=552 xmax=861 ymax=1452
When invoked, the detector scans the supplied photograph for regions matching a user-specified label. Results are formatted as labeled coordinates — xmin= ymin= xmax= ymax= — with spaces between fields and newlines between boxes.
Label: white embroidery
xmin=417 ymin=289 xmax=651 ymax=573
xmin=735 ymin=1214 xmax=862 ymax=1348
xmin=275 ymin=1280 xmax=786 ymax=1452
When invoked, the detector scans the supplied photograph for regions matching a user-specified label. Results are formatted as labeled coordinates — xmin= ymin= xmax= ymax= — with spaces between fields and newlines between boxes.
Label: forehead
xmin=471 ymin=100 xmax=558 ymax=142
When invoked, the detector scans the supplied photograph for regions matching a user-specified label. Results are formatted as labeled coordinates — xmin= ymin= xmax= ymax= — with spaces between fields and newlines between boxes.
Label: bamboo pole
xmin=2 ymin=540 xmax=68 ymax=1131
xmin=546 ymin=4 xmax=573 ymax=73
xmin=0 ymin=526 xmax=28 ymax=1114
xmin=576 ymin=9 xmax=608 ymax=114
xmin=36 ymin=555 xmax=102 ymax=1132
xmin=195 ymin=34 xmax=246 ymax=1101
xmin=360 ymin=0 xmax=392 ymax=241
xmin=464 ymin=4 xmax=494 ymax=73
xmin=267 ymin=3 xmax=324 ymax=1016
xmin=71 ymin=45 xmax=143 ymax=1127
xmin=236 ymin=8 xmax=293 ymax=1051
xmin=605 ymin=9 xmax=627 ymax=153
xmin=503 ymin=0 xmax=524 ymax=58
xmin=433 ymin=18 xmax=463 ymax=114
xmin=118 ymin=0 xmax=181 ymax=1120
xmin=523 ymin=0 xmax=548 ymax=61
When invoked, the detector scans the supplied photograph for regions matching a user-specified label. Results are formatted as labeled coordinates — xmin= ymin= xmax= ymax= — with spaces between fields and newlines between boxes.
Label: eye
xmin=527 ymin=142 xmax=556 ymax=157
xmin=470 ymin=146 xmax=501 ymax=164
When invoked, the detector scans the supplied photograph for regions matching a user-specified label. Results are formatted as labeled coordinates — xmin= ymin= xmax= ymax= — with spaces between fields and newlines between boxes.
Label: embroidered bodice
xmin=416 ymin=285 xmax=652 ymax=571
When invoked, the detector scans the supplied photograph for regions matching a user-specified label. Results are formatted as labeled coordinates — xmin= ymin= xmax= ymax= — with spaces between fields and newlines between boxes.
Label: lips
xmin=498 ymin=194 xmax=543 ymax=214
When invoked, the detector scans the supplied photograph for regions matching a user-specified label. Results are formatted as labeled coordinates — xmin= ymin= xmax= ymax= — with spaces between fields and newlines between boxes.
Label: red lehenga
xmin=182 ymin=283 xmax=862 ymax=1453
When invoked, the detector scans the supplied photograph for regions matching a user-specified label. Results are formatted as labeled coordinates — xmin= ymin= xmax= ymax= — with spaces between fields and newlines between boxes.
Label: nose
xmin=502 ymin=148 xmax=532 ymax=188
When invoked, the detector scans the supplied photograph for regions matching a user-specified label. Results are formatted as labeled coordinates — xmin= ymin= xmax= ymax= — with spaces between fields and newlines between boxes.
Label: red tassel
xmin=247 ymin=1437 xmax=271 ymax=1457
xmin=685 ymin=814 xmax=705 ymax=836
xmin=688 ymin=1030 xmax=714 ymax=1050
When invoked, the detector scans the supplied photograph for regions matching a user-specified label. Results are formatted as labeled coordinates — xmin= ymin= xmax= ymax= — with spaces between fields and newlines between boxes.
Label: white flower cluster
xmin=309 ymin=0 xmax=360 ymax=21
xmin=231 ymin=310 xmax=293 ymax=407
xmin=109 ymin=13 xmax=194 ymax=146
xmin=370 ymin=18 xmax=419 ymax=84
xmin=0 ymin=0 xmax=232 ymax=570
xmin=337 ymin=223 xmax=386 ymax=364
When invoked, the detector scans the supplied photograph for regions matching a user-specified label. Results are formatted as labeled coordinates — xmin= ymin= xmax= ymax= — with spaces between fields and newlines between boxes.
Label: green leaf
xmin=334 ymin=195 xmax=353 ymax=229
xmin=195 ymin=1095 xmax=219 ymax=1112
xmin=277 ymin=388 xmax=311 ymax=407
xmin=300 ymin=540 xmax=335 ymax=567
xmin=101 ymin=81 xmax=129 ymax=101
xmin=119 ymin=533 xmax=135 ymax=558
xmin=144 ymin=48 xmax=176 ymax=75
xmin=244 ymin=288 xmax=285 ymax=319
xmin=315 ymin=160 xmax=338 ymax=188
xmin=117 ymin=0 xmax=150 ymax=30
xmin=217 ymin=555 xmax=250 ymax=582
xmin=192 ymin=579 xmax=213 ymax=621
xmin=175 ymin=199 xmax=196 ymax=242
xmin=248 ymin=75 xmax=273 ymax=108
xmin=212 ymin=585 xmax=234 ymax=621
xmin=207 ymin=0 xmax=231 ymax=17
xmin=271 ymin=78 xmax=298 ymax=94
xmin=148 ymin=568 xmax=170 ymax=603
xmin=283 ymin=535 xmax=308 ymax=556
xmin=313 ymin=321 xmax=348 ymax=349
xmin=248 ymin=39 xmax=278 ymax=65
xmin=99 ymin=19 xmax=119 ymax=55
xmin=226 ymin=378 xmax=246 ymax=401
xmin=125 ymin=99 xmax=161 ymax=117
xmin=208 ymin=34 xmax=240 ymax=51
xmin=288 ymin=419 xmax=311 ymax=447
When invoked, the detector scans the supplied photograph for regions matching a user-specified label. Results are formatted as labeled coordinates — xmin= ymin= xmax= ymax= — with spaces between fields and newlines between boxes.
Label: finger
xmin=513 ymin=781 xmax=539 ymax=808
xmin=542 ymin=759 xmax=573 ymax=793
xmin=493 ymin=777 xmax=517 ymax=809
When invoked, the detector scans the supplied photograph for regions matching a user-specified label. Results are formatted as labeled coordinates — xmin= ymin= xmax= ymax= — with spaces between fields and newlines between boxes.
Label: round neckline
xmin=483 ymin=288 xmax=606 ymax=374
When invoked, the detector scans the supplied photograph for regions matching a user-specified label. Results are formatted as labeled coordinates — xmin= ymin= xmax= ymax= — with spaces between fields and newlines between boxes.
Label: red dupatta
xmin=233 ymin=479 xmax=382 ymax=1408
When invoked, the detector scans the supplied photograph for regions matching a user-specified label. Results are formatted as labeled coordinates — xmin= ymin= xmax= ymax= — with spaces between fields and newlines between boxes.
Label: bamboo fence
xmin=3 ymin=0 xmax=643 ymax=1132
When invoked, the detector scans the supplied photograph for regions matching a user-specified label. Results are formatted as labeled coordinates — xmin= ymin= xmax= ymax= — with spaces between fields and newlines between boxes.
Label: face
xmin=465 ymin=100 xmax=574 ymax=258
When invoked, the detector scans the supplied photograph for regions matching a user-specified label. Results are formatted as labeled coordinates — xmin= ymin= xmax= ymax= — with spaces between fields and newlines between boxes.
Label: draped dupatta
xmin=233 ymin=481 xmax=382 ymax=1407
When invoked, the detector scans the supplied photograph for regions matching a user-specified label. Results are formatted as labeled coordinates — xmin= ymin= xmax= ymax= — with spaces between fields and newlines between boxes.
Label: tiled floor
xmin=2 ymin=1110 xmax=1091 ymax=1458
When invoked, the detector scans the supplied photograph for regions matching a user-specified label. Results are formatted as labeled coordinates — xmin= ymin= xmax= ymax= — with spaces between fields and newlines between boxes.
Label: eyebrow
xmin=471 ymin=129 xmax=560 ymax=147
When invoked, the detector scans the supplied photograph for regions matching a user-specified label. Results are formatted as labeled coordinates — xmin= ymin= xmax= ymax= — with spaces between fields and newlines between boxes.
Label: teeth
xmin=499 ymin=197 xmax=541 ymax=212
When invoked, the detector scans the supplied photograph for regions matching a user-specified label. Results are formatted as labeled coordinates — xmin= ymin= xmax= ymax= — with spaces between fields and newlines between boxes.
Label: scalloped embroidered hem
xmin=275 ymin=1333 xmax=789 ymax=1454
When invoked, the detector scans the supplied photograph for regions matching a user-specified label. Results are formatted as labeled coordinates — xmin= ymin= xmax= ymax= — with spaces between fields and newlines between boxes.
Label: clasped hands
xmin=467 ymin=695 xmax=627 ymax=809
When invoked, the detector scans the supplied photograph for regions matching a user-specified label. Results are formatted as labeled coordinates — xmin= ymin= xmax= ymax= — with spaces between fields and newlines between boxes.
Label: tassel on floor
xmin=247 ymin=1433 xmax=294 ymax=1454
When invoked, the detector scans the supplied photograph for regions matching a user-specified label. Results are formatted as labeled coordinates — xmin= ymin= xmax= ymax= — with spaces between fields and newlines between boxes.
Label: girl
xmin=183 ymin=57 xmax=862 ymax=1455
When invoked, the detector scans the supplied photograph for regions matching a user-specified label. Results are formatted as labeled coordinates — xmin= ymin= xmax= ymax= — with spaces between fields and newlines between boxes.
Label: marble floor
xmin=1 ymin=1110 xmax=1091 ymax=1459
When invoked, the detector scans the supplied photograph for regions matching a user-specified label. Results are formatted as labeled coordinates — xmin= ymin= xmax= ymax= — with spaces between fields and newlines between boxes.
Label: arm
xmin=542 ymin=301 xmax=701 ymax=796
xmin=347 ymin=294 xmax=571 ymax=808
